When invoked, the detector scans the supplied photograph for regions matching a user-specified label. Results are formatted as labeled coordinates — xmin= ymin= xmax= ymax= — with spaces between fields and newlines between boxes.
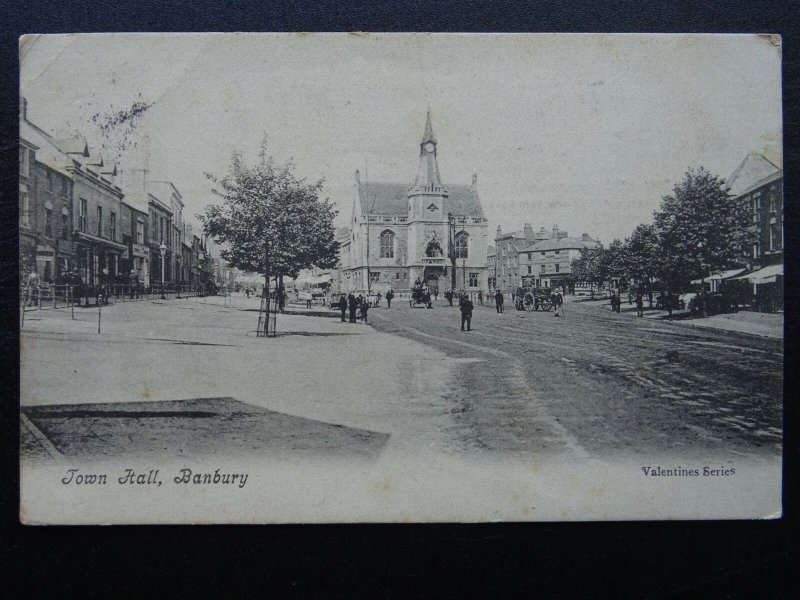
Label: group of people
xmin=338 ymin=292 xmax=374 ymax=324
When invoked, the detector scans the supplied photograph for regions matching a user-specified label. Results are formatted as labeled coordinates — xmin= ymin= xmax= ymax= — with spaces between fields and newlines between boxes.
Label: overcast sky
xmin=21 ymin=33 xmax=782 ymax=245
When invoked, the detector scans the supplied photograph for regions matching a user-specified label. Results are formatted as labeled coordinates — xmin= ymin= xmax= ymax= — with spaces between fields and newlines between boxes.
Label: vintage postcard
xmin=19 ymin=33 xmax=782 ymax=523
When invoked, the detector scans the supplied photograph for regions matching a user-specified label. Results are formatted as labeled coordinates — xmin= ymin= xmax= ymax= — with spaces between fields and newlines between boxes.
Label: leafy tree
xmin=653 ymin=167 xmax=752 ymax=290
xmin=199 ymin=140 xmax=339 ymax=320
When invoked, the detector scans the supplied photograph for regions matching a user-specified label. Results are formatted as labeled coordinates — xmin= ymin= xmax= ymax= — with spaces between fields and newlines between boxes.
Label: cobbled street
xmin=371 ymin=297 xmax=783 ymax=461
xmin=20 ymin=294 xmax=782 ymax=464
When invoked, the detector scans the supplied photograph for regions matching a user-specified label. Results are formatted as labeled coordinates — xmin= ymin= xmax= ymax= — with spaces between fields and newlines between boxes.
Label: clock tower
xmin=407 ymin=111 xmax=448 ymax=282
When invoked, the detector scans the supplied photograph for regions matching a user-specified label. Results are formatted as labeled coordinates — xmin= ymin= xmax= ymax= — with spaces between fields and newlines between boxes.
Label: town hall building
xmin=337 ymin=113 xmax=489 ymax=295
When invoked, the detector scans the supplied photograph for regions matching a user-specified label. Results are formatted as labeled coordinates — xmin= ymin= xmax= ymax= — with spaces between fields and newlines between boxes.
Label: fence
xmin=20 ymin=283 xmax=212 ymax=311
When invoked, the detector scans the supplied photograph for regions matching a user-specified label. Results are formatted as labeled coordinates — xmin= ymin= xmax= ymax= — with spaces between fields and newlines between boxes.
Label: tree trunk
xmin=278 ymin=273 xmax=284 ymax=313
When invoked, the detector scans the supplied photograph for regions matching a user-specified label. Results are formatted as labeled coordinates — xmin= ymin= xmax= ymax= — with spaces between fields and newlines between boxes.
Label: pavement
xmin=579 ymin=298 xmax=783 ymax=339
xmin=20 ymin=295 xmax=460 ymax=464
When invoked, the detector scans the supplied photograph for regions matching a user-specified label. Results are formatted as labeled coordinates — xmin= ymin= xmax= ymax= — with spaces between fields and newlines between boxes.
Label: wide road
xmin=371 ymin=297 xmax=782 ymax=461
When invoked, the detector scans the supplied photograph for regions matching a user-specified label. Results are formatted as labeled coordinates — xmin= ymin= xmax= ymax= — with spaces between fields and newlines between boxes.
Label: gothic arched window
xmin=455 ymin=231 xmax=468 ymax=259
xmin=380 ymin=230 xmax=395 ymax=258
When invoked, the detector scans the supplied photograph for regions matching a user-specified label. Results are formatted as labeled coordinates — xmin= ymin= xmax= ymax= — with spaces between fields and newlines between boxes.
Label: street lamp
xmin=448 ymin=212 xmax=456 ymax=291
xmin=159 ymin=242 xmax=167 ymax=300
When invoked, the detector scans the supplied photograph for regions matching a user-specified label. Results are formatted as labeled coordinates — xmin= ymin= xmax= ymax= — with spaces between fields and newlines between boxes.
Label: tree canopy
xmin=199 ymin=141 xmax=339 ymax=285
xmin=571 ymin=167 xmax=752 ymax=293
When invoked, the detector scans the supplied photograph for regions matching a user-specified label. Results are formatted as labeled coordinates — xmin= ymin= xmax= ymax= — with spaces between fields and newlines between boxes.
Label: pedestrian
xmin=434 ymin=289 xmax=439 ymax=302
xmin=360 ymin=299 xmax=370 ymax=323
xmin=553 ymin=290 xmax=564 ymax=317
xmin=460 ymin=294 xmax=474 ymax=331
xmin=478 ymin=289 xmax=483 ymax=306
xmin=129 ymin=270 xmax=139 ymax=300
xmin=25 ymin=270 xmax=41 ymax=307
xmin=348 ymin=292 xmax=358 ymax=323
xmin=495 ymin=289 xmax=504 ymax=313
xmin=386 ymin=288 xmax=394 ymax=308
xmin=635 ymin=288 xmax=644 ymax=317
xmin=339 ymin=294 xmax=347 ymax=322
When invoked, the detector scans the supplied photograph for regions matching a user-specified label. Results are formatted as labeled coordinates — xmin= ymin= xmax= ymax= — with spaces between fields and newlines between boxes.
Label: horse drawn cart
xmin=514 ymin=286 xmax=554 ymax=312
xmin=409 ymin=281 xmax=433 ymax=308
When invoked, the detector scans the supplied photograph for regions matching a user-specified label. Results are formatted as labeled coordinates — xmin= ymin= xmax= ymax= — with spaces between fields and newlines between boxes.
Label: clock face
xmin=425 ymin=142 xmax=435 ymax=152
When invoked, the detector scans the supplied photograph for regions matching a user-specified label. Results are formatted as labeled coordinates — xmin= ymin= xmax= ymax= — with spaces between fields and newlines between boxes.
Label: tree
xmin=199 ymin=140 xmax=339 ymax=327
xmin=654 ymin=167 xmax=752 ymax=291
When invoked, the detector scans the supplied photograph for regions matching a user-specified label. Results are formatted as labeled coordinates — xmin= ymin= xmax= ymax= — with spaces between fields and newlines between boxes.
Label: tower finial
xmin=422 ymin=110 xmax=435 ymax=144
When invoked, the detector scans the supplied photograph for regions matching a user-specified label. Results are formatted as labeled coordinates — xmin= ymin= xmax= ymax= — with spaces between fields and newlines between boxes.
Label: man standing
xmin=348 ymin=292 xmax=358 ymax=323
xmin=460 ymin=294 xmax=474 ymax=331
xmin=635 ymin=288 xmax=644 ymax=317
xmin=360 ymin=299 xmax=370 ymax=324
xmin=386 ymin=288 xmax=394 ymax=308
xmin=495 ymin=289 xmax=504 ymax=313
xmin=478 ymin=289 xmax=483 ymax=306
xmin=339 ymin=294 xmax=347 ymax=322
xmin=129 ymin=270 xmax=139 ymax=300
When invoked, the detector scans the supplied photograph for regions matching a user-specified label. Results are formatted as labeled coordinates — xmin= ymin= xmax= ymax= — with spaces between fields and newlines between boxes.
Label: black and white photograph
xmin=18 ymin=33 xmax=783 ymax=523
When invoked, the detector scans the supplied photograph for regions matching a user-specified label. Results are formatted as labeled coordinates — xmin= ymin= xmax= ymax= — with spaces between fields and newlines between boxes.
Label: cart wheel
xmin=523 ymin=293 xmax=535 ymax=312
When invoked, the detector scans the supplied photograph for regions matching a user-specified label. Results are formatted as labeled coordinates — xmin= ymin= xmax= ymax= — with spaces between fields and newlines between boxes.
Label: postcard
xmin=19 ymin=33 xmax=782 ymax=523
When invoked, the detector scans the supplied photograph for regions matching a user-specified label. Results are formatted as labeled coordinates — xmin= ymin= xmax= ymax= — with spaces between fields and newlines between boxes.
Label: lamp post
xmin=448 ymin=212 xmax=456 ymax=291
xmin=460 ymin=215 xmax=466 ymax=293
xmin=159 ymin=242 xmax=167 ymax=300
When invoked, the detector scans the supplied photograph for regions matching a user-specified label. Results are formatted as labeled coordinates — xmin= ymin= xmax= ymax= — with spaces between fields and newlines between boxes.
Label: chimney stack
xmin=552 ymin=225 xmax=559 ymax=239
xmin=496 ymin=225 xmax=502 ymax=238
xmin=523 ymin=222 xmax=533 ymax=240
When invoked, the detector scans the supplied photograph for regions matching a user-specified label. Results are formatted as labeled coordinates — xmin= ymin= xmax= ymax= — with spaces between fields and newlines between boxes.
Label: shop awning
xmin=732 ymin=264 xmax=783 ymax=284
xmin=690 ymin=268 xmax=747 ymax=285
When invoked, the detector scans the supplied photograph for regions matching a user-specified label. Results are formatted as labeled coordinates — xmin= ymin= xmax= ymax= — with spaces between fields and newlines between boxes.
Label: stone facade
xmin=338 ymin=113 xmax=489 ymax=294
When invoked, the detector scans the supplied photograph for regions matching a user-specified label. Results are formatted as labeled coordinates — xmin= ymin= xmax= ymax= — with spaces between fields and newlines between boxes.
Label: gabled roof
xmin=357 ymin=182 xmax=484 ymax=219
xmin=20 ymin=119 xmax=74 ymax=177
xmin=727 ymin=154 xmax=781 ymax=197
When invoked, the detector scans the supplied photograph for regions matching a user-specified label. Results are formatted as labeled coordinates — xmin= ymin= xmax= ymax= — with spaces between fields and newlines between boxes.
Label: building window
xmin=469 ymin=273 xmax=479 ymax=287
xmin=540 ymin=264 xmax=546 ymax=273
xmin=161 ymin=217 xmax=165 ymax=243
xmin=19 ymin=147 xmax=28 ymax=177
xmin=753 ymin=242 xmax=761 ymax=258
xmin=20 ymin=192 xmax=30 ymax=227
xmin=44 ymin=208 xmax=53 ymax=238
xmin=151 ymin=213 xmax=158 ymax=240
xmin=79 ymin=198 xmax=87 ymax=232
xmin=380 ymin=230 xmax=395 ymax=258
xmin=554 ymin=250 xmax=560 ymax=255
xmin=396 ymin=272 xmax=400 ymax=279
xmin=137 ymin=220 xmax=144 ymax=244
xmin=752 ymin=193 xmax=761 ymax=223
xmin=110 ymin=212 xmax=116 ymax=241
xmin=770 ymin=225 xmax=779 ymax=251
xmin=61 ymin=213 xmax=69 ymax=240
xmin=541 ymin=251 xmax=546 ymax=256
xmin=455 ymin=232 xmax=468 ymax=259
xmin=61 ymin=178 xmax=69 ymax=197
xmin=45 ymin=170 xmax=53 ymax=192
xmin=527 ymin=265 xmax=532 ymax=274
xmin=555 ymin=263 xmax=560 ymax=273
xmin=97 ymin=206 xmax=103 ymax=237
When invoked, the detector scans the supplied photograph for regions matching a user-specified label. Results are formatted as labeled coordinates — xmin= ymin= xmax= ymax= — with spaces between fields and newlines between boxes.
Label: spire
xmin=422 ymin=110 xmax=435 ymax=144
xmin=413 ymin=111 xmax=442 ymax=188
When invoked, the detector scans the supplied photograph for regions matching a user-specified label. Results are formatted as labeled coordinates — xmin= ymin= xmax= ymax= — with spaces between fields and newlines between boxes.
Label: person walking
xmin=495 ymin=289 xmax=504 ymax=313
xmin=553 ymin=289 xmax=564 ymax=317
xmin=360 ymin=299 xmax=370 ymax=324
xmin=460 ymin=294 xmax=474 ymax=331
xmin=386 ymin=288 xmax=394 ymax=308
xmin=348 ymin=292 xmax=358 ymax=323
xmin=478 ymin=289 xmax=483 ymax=306
xmin=339 ymin=294 xmax=347 ymax=322
xmin=26 ymin=270 xmax=41 ymax=307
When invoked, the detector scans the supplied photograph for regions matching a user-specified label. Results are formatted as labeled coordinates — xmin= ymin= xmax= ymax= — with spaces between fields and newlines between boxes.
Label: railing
xmin=20 ymin=282 xmax=212 ymax=311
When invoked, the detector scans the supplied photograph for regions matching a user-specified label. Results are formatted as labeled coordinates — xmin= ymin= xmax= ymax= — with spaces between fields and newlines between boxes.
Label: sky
xmin=20 ymin=33 xmax=782 ymax=246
